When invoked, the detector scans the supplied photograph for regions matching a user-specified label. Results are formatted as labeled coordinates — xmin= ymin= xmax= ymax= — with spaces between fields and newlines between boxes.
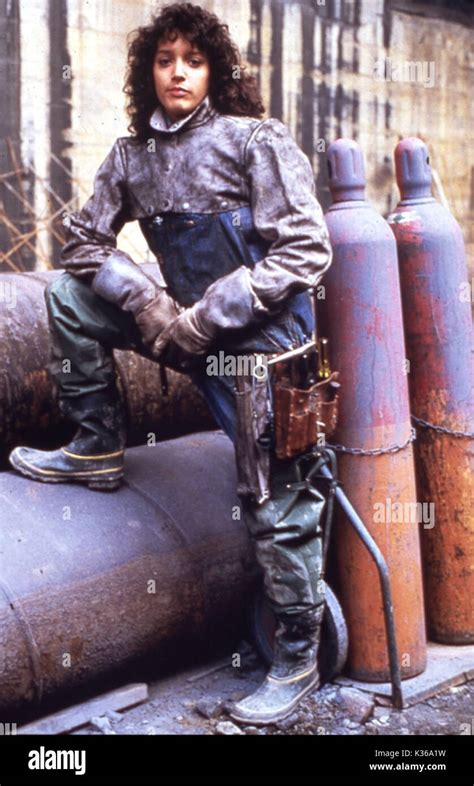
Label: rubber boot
xmin=229 ymin=604 xmax=324 ymax=725
xmin=9 ymin=389 xmax=125 ymax=491
xmin=229 ymin=456 xmax=328 ymax=725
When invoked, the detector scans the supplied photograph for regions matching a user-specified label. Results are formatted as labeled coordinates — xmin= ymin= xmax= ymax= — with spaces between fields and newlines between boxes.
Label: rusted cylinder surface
xmin=389 ymin=137 xmax=474 ymax=644
xmin=0 ymin=271 xmax=214 ymax=464
xmin=0 ymin=432 xmax=257 ymax=714
xmin=320 ymin=139 xmax=427 ymax=682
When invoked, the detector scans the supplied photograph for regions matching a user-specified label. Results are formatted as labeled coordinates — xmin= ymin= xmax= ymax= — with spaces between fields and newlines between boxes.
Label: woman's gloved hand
xmin=152 ymin=265 xmax=271 ymax=360
xmin=149 ymin=310 xmax=209 ymax=372
xmin=134 ymin=288 xmax=183 ymax=349
xmin=91 ymin=251 xmax=184 ymax=351
xmin=152 ymin=305 xmax=215 ymax=358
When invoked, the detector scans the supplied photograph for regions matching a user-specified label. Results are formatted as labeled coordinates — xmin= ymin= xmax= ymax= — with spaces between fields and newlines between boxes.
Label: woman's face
xmin=153 ymin=35 xmax=210 ymax=122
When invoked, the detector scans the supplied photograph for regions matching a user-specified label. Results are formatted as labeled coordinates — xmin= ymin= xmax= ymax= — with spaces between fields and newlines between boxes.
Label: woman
xmin=9 ymin=3 xmax=332 ymax=725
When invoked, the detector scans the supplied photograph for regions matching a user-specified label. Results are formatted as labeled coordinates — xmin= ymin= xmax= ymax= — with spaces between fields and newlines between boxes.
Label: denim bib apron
xmin=140 ymin=207 xmax=314 ymax=353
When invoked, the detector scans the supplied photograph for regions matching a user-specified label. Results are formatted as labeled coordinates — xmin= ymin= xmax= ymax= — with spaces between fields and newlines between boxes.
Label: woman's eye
xmin=155 ymin=55 xmax=204 ymax=67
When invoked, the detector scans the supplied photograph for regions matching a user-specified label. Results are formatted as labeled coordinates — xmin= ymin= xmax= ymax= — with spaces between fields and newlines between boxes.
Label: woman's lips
xmin=168 ymin=89 xmax=189 ymax=97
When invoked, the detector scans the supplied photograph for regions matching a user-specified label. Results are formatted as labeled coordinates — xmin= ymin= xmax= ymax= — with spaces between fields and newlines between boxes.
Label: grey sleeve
xmin=244 ymin=117 xmax=332 ymax=308
xmin=60 ymin=140 xmax=133 ymax=278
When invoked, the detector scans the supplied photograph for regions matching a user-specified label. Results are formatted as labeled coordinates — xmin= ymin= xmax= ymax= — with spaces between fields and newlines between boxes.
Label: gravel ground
xmin=72 ymin=640 xmax=474 ymax=738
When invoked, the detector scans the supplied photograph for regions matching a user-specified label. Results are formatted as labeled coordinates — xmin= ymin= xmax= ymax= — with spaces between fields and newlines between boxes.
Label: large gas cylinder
xmin=320 ymin=139 xmax=426 ymax=681
xmin=0 ymin=271 xmax=214 ymax=464
xmin=0 ymin=432 xmax=257 ymax=716
xmin=388 ymin=137 xmax=474 ymax=644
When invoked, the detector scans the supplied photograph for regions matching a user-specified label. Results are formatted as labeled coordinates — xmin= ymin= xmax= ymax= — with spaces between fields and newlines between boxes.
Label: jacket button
xmin=220 ymin=200 xmax=229 ymax=209
xmin=182 ymin=202 xmax=190 ymax=210
xmin=163 ymin=199 xmax=171 ymax=209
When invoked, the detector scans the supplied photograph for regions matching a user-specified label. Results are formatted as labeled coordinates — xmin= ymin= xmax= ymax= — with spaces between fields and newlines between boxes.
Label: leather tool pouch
xmin=271 ymin=363 xmax=340 ymax=460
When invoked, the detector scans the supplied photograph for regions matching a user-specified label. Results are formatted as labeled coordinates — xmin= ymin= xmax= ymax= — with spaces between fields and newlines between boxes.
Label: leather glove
xmin=152 ymin=306 xmax=214 ymax=358
xmin=134 ymin=289 xmax=182 ymax=349
xmin=150 ymin=309 xmax=212 ymax=375
xmin=92 ymin=251 xmax=182 ymax=349
xmin=152 ymin=265 xmax=272 ymax=359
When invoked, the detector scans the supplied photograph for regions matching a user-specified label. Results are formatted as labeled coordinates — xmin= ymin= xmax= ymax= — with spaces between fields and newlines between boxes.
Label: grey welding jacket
xmin=60 ymin=96 xmax=332 ymax=334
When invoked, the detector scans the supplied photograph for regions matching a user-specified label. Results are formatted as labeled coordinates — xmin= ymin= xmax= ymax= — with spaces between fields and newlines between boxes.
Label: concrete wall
xmin=2 ymin=0 xmax=473 ymax=273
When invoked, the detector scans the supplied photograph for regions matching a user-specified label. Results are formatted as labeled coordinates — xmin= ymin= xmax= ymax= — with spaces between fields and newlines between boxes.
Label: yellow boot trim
xmin=61 ymin=448 xmax=124 ymax=460
xmin=267 ymin=665 xmax=317 ymax=684
xmin=18 ymin=455 xmax=123 ymax=477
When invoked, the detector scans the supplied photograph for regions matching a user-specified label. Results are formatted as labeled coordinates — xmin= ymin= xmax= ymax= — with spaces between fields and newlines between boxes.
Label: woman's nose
xmin=172 ymin=59 xmax=186 ymax=80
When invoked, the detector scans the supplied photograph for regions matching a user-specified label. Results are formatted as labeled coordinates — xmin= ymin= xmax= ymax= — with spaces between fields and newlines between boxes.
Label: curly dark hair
xmin=124 ymin=2 xmax=265 ymax=140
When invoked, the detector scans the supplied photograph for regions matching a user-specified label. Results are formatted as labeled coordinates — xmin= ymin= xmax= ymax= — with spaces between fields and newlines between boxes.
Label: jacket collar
xmin=149 ymin=94 xmax=216 ymax=134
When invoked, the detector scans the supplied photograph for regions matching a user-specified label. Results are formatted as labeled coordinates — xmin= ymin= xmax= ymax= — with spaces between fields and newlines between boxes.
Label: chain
xmin=325 ymin=413 xmax=474 ymax=455
xmin=325 ymin=427 xmax=417 ymax=456
xmin=411 ymin=415 xmax=474 ymax=440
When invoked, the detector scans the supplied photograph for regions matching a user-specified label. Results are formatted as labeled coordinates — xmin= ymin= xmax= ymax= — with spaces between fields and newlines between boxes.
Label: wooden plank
xmin=18 ymin=683 xmax=148 ymax=735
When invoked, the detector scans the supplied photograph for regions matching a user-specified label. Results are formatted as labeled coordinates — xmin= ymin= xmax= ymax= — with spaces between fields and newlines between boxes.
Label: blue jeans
xmin=190 ymin=369 xmax=239 ymax=445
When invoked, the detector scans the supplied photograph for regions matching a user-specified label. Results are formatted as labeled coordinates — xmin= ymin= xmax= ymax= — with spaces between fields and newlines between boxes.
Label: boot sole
xmin=229 ymin=673 xmax=320 ymax=727
xmin=9 ymin=450 xmax=123 ymax=492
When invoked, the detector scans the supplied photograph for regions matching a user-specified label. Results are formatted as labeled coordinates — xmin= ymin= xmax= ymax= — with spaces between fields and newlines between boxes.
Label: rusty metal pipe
xmin=389 ymin=137 xmax=474 ymax=644
xmin=0 ymin=432 xmax=257 ymax=714
xmin=0 ymin=271 xmax=215 ymax=464
xmin=319 ymin=139 xmax=427 ymax=682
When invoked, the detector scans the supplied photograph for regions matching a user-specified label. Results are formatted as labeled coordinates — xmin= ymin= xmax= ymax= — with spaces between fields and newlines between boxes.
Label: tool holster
xmin=233 ymin=344 xmax=340 ymax=501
